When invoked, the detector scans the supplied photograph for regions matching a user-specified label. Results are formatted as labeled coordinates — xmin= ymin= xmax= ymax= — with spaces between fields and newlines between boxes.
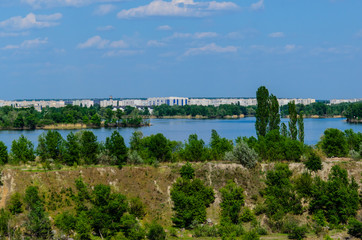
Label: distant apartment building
xmin=100 ymin=100 xmax=118 ymax=108
xmin=189 ymin=98 xmax=257 ymax=106
xmin=0 ymin=100 xmax=65 ymax=111
xmin=72 ymin=100 xmax=94 ymax=108
xmin=330 ymin=98 xmax=362 ymax=104
xmin=278 ymin=98 xmax=316 ymax=106
xmin=118 ymin=99 xmax=147 ymax=107
xmin=146 ymin=97 xmax=188 ymax=106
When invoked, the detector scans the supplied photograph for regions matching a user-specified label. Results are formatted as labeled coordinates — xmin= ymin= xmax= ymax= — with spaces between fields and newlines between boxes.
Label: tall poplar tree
xmin=269 ymin=94 xmax=280 ymax=132
xmin=298 ymin=111 xmax=304 ymax=143
xmin=255 ymin=86 xmax=269 ymax=138
xmin=281 ymin=123 xmax=288 ymax=137
xmin=288 ymin=101 xmax=298 ymax=140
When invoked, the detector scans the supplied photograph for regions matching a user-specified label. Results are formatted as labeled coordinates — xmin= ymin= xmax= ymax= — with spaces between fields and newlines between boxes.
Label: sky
xmin=0 ymin=0 xmax=361 ymax=100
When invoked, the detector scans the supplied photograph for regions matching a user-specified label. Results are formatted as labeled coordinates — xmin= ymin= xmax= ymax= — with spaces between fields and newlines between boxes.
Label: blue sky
xmin=0 ymin=0 xmax=361 ymax=100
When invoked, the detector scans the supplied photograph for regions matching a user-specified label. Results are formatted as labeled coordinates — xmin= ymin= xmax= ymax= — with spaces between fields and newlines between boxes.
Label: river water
xmin=0 ymin=118 xmax=360 ymax=149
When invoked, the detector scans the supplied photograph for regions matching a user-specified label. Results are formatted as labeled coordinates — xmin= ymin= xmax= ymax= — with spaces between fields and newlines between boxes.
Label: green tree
xmin=288 ymin=101 xmax=298 ymax=140
xmin=80 ymin=131 xmax=99 ymax=164
xmin=91 ymin=114 xmax=101 ymax=127
xmin=348 ymin=218 xmax=362 ymax=239
xmin=269 ymin=94 xmax=280 ymax=132
xmin=0 ymin=141 xmax=8 ymax=165
xmin=281 ymin=122 xmax=288 ymax=137
xmin=24 ymin=186 xmax=52 ymax=239
xmin=55 ymin=211 xmax=77 ymax=235
xmin=304 ymin=151 xmax=322 ymax=172
xmin=10 ymin=135 xmax=35 ymax=164
xmin=143 ymin=133 xmax=172 ymax=162
xmin=64 ymin=132 xmax=81 ymax=166
xmin=298 ymin=111 xmax=304 ymax=143
xmin=255 ymin=86 xmax=269 ymax=138
xmin=75 ymin=211 xmax=92 ymax=240
xmin=37 ymin=130 xmax=65 ymax=162
xmin=309 ymin=165 xmax=359 ymax=224
xmin=170 ymin=165 xmax=215 ymax=228
xmin=264 ymin=164 xmax=302 ymax=220
xmin=7 ymin=192 xmax=23 ymax=215
xmin=219 ymin=181 xmax=245 ymax=224
xmin=210 ymin=129 xmax=233 ymax=160
xmin=147 ymin=222 xmax=166 ymax=240
xmin=179 ymin=162 xmax=195 ymax=180
xmin=320 ymin=128 xmax=348 ymax=157
xmin=182 ymin=134 xmax=208 ymax=162
xmin=105 ymin=131 xmax=128 ymax=167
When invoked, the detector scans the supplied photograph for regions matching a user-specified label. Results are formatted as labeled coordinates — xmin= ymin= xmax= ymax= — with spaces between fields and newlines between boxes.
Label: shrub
xmin=0 ymin=141 xmax=8 ymax=165
xmin=320 ymin=128 xmax=348 ymax=157
xmin=348 ymin=218 xmax=362 ymax=239
xmin=242 ymin=230 xmax=260 ymax=240
xmin=129 ymin=198 xmax=146 ymax=220
xmin=7 ymin=192 xmax=23 ymax=215
xmin=226 ymin=141 xmax=258 ymax=168
xmin=240 ymin=207 xmax=256 ymax=223
xmin=55 ymin=211 xmax=77 ymax=235
xmin=220 ymin=181 xmax=245 ymax=224
xmin=193 ymin=224 xmax=219 ymax=237
xmin=218 ymin=224 xmax=244 ymax=238
xmin=304 ymin=151 xmax=322 ymax=172
xmin=147 ymin=222 xmax=166 ymax=240
xmin=180 ymin=162 xmax=195 ymax=180
xmin=287 ymin=225 xmax=308 ymax=240
xmin=128 ymin=151 xmax=144 ymax=165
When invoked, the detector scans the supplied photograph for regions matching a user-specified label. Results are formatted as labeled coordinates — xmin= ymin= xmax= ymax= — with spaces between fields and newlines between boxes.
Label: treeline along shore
xmin=0 ymin=100 xmax=360 ymax=130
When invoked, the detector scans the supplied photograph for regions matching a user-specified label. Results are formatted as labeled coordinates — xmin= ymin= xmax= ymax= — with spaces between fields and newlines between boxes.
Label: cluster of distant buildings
xmin=0 ymin=96 xmax=360 ymax=112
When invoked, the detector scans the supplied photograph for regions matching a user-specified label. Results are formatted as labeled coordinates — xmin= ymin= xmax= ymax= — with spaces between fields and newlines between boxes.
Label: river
xmin=0 ymin=118 xmax=360 ymax=149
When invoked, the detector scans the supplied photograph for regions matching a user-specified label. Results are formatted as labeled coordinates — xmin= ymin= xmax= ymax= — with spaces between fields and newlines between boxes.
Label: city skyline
xmin=1 ymin=0 xmax=362 ymax=99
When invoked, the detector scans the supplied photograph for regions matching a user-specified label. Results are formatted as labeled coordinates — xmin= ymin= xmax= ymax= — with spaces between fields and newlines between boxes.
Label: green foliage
xmin=242 ymin=230 xmax=260 ymax=240
xmin=309 ymin=165 xmax=360 ymax=225
xmin=304 ymin=151 xmax=322 ymax=172
xmin=0 ymin=209 xmax=11 ymax=237
xmin=345 ymin=102 xmax=362 ymax=121
xmin=129 ymin=197 xmax=146 ymax=219
xmin=24 ymin=186 xmax=52 ymax=239
xmin=294 ymin=172 xmax=313 ymax=198
xmin=7 ymin=192 xmax=23 ymax=215
xmin=269 ymin=94 xmax=281 ymax=132
xmin=240 ymin=207 xmax=256 ymax=223
xmin=80 ymin=131 xmax=99 ymax=164
xmin=281 ymin=122 xmax=288 ymax=137
xmin=179 ymin=162 xmax=195 ymax=180
xmin=193 ymin=224 xmax=219 ymax=237
xmin=147 ymin=222 xmax=166 ymax=240
xmin=10 ymin=135 xmax=35 ymax=164
xmin=320 ymin=128 xmax=348 ymax=157
xmin=106 ymin=130 xmax=128 ymax=167
xmin=287 ymin=225 xmax=308 ymax=240
xmin=288 ymin=101 xmax=298 ymax=140
xmin=298 ymin=112 xmax=304 ymax=143
xmin=120 ymin=214 xmax=145 ymax=240
xmin=219 ymin=181 xmax=245 ymax=224
xmin=264 ymin=164 xmax=302 ymax=220
xmin=218 ymin=224 xmax=244 ymax=239
xmin=348 ymin=218 xmax=362 ymax=239
xmin=64 ymin=132 xmax=81 ymax=166
xmin=37 ymin=130 xmax=65 ymax=162
xmin=75 ymin=211 xmax=92 ymax=240
xmin=256 ymin=86 xmax=269 ymax=138
xmin=226 ymin=140 xmax=258 ymax=168
xmin=210 ymin=130 xmax=233 ymax=160
xmin=170 ymin=168 xmax=215 ymax=228
xmin=140 ymin=133 xmax=172 ymax=162
xmin=182 ymin=134 xmax=208 ymax=162
xmin=54 ymin=211 xmax=77 ymax=235
xmin=0 ymin=141 xmax=8 ymax=165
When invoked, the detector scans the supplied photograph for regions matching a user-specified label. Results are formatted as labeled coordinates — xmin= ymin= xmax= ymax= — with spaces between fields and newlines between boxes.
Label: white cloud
xmin=194 ymin=32 xmax=218 ymax=38
xmin=147 ymin=40 xmax=166 ymax=47
xmin=269 ymin=32 xmax=284 ymax=38
xmin=103 ymin=49 xmax=142 ymax=57
xmin=0 ymin=31 xmax=29 ymax=37
xmin=226 ymin=31 xmax=244 ymax=39
xmin=78 ymin=36 xmax=128 ymax=49
xmin=97 ymin=25 xmax=114 ymax=31
xmin=94 ymin=4 xmax=116 ymax=15
xmin=117 ymin=0 xmax=239 ymax=19
xmin=250 ymin=44 xmax=299 ymax=54
xmin=284 ymin=44 xmax=295 ymax=52
xmin=250 ymin=0 xmax=264 ymax=11
xmin=184 ymin=43 xmax=237 ymax=56
xmin=2 ymin=38 xmax=48 ymax=50
xmin=157 ymin=25 xmax=172 ymax=31
xmin=0 ymin=13 xmax=62 ymax=30
xmin=21 ymin=0 xmax=123 ymax=8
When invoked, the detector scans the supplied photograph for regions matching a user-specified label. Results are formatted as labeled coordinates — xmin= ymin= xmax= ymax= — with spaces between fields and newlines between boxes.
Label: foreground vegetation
xmin=0 ymin=86 xmax=360 ymax=239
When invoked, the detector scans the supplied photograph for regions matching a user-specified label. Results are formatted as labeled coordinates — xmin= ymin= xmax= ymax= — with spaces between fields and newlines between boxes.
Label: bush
xmin=127 ymin=151 xmax=144 ymax=165
xmin=218 ymin=224 xmax=244 ymax=238
xmin=320 ymin=128 xmax=348 ymax=157
xmin=180 ymin=162 xmax=195 ymax=180
xmin=7 ymin=192 xmax=23 ymax=215
xmin=304 ymin=151 xmax=322 ymax=172
xmin=147 ymin=222 xmax=166 ymax=240
xmin=348 ymin=218 xmax=362 ymax=239
xmin=193 ymin=224 xmax=219 ymax=237
xmin=240 ymin=207 xmax=256 ymax=223
xmin=242 ymin=230 xmax=260 ymax=240
xmin=226 ymin=141 xmax=258 ymax=168
xmin=55 ymin=211 xmax=77 ymax=235
xmin=287 ymin=225 xmax=308 ymax=240
xmin=129 ymin=198 xmax=146 ymax=220
xmin=220 ymin=181 xmax=245 ymax=224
